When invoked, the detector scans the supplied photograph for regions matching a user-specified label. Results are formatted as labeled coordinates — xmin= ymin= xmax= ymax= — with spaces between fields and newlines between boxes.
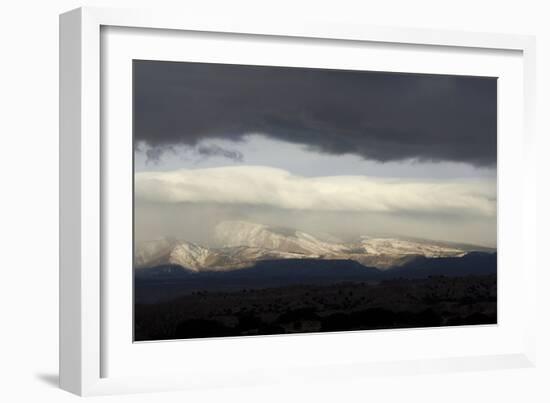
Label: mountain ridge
xmin=135 ymin=221 xmax=494 ymax=272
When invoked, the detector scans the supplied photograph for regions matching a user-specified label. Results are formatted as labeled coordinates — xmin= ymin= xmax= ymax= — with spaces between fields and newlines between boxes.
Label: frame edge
xmin=59 ymin=7 xmax=83 ymax=396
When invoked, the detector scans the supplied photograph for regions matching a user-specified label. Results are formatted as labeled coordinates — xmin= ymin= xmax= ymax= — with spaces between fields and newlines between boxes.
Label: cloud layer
xmin=135 ymin=166 xmax=496 ymax=217
xmin=134 ymin=60 xmax=497 ymax=166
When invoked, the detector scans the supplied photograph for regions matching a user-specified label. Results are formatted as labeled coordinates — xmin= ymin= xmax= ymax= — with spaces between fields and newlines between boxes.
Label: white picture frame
xmin=59 ymin=6 xmax=537 ymax=396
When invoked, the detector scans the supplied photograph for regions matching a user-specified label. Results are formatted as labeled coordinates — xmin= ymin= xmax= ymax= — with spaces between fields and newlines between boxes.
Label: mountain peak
xmin=135 ymin=222 xmax=490 ymax=273
xmin=359 ymin=237 xmax=466 ymax=258
xmin=214 ymin=220 xmax=346 ymax=256
xmin=168 ymin=241 xmax=210 ymax=272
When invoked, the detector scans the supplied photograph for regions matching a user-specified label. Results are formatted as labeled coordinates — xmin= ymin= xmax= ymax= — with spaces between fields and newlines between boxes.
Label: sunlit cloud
xmin=135 ymin=166 xmax=496 ymax=217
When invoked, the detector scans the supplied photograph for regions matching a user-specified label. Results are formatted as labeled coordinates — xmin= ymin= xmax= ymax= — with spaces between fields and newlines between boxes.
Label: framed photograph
xmin=60 ymin=7 xmax=537 ymax=396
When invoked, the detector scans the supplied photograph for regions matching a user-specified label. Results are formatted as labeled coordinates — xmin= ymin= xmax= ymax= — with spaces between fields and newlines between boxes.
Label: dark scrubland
xmin=134 ymin=274 xmax=496 ymax=341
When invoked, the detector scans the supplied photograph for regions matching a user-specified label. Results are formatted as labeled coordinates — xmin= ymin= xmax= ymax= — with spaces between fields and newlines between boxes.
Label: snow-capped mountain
xmin=339 ymin=237 xmax=466 ymax=269
xmin=135 ymin=238 xmax=311 ymax=272
xmin=136 ymin=221 xmax=490 ymax=272
xmin=168 ymin=242 xmax=211 ymax=272
xmin=359 ymin=237 xmax=466 ymax=257
xmin=214 ymin=221 xmax=348 ymax=256
xmin=135 ymin=239 xmax=209 ymax=271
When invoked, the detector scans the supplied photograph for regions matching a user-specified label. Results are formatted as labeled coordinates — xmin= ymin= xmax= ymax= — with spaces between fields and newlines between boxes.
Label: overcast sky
xmin=133 ymin=60 xmax=497 ymax=247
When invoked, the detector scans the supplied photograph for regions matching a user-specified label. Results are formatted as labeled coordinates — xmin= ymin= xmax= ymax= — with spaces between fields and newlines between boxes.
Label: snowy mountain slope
xmin=168 ymin=242 xmax=211 ymax=272
xmin=136 ymin=221 xmax=490 ymax=272
xmin=359 ymin=237 xmax=466 ymax=257
xmin=136 ymin=239 xmax=314 ymax=272
xmin=214 ymin=221 xmax=349 ymax=256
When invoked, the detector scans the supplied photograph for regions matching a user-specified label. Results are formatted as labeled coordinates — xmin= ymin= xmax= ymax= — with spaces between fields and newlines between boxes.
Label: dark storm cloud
xmin=134 ymin=60 xmax=497 ymax=166
xmin=144 ymin=145 xmax=174 ymax=164
xmin=196 ymin=144 xmax=244 ymax=162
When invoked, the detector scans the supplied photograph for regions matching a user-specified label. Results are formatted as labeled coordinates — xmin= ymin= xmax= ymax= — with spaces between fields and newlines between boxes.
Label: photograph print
xmin=133 ymin=60 xmax=497 ymax=341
